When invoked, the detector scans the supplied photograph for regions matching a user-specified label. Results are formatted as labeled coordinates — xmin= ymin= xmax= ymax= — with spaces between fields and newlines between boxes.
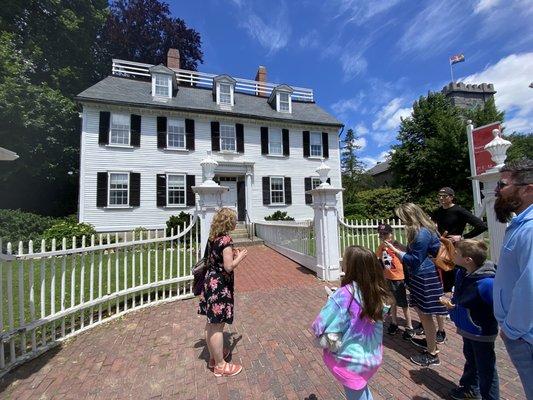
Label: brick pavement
xmin=0 ymin=245 xmax=526 ymax=399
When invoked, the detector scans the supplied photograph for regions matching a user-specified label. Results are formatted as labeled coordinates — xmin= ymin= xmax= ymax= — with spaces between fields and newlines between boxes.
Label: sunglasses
xmin=496 ymin=180 xmax=529 ymax=190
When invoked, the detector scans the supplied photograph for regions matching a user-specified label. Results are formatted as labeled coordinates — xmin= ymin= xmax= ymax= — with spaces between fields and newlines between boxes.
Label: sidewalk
xmin=0 ymin=245 xmax=526 ymax=399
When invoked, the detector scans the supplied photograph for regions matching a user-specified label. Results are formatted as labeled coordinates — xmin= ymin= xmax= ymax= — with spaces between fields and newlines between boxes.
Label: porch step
xmin=232 ymin=237 xmax=264 ymax=247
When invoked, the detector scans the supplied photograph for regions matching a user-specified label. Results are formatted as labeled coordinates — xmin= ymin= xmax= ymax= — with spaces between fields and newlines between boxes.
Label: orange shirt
xmin=376 ymin=243 xmax=404 ymax=280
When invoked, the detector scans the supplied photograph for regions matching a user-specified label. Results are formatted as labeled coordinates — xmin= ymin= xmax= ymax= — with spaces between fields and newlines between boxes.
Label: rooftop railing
xmin=112 ymin=59 xmax=314 ymax=102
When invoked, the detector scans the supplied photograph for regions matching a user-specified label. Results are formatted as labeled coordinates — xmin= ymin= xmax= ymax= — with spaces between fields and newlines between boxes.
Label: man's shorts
xmin=387 ymin=279 xmax=408 ymax=308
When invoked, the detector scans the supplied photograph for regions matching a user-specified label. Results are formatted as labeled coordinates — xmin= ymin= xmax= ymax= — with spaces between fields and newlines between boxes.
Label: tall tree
xmin=390 ymin=92 xmax=472 ymax=204
xmin=462 ymin=97 xmax=505 ymax=128
xmin=96 ymin=0 xmax=203 ymax=76
xmin=340 ymin=128 xmax=373 ymax=202
xmin=505 ymin=133 xmax=533 ymax=162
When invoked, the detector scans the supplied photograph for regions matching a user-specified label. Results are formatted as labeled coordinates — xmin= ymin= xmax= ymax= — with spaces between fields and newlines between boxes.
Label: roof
xmin=76 ymin=76 xmax=343 ymax=128
xmin=366 ymin=159 xmax=391 ymax=175
xmin=149 ymin=64 xmax=174 ymax=75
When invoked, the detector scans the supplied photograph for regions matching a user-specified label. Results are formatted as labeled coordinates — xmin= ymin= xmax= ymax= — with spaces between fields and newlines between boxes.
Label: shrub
xmin=132 ymin=226 xmax=148 ymax=240
xmin=166 ymin=212 xmax=195 ymax=237
xmin=343 ymin=188 xmax=408 ymax=220
xmin=0 ymin=209 xmax=58 ymax=247
xmin=42 ymin=217 xmax=96 ymax=247
xmin=264 ymin=211 xmax=295 ymax=221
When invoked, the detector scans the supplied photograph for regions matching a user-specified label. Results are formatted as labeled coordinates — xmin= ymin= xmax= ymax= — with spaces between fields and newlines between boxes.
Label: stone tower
xmin=441 ymin=82 xmax=496 ymax=110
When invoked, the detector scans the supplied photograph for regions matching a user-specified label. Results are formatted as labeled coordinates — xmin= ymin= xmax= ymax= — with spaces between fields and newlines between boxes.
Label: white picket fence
xmin=255 ymin=221 xmax=317 ymax=272
xmin=0 ymin=214 xmax=201 ymax=376
xmin=338 ymin=218 xmax=405 ymax=256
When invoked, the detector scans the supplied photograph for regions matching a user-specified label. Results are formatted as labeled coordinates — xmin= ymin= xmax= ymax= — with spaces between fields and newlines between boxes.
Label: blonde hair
xmin=456 ymin=239 xmax=488 ymax=267
xmin=395 ymin=203 xmax=437 ymax=243
xmin=209 ymin=208 xmax=237 ymax=240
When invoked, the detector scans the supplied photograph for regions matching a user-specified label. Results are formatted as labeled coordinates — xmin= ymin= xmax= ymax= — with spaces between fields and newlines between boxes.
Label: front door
xmin=221 ymin=180 xmax=238 ymax=213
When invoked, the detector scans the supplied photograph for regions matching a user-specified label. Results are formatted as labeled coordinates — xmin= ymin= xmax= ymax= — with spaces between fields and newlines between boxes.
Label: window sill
xmin=265 ymin=154 xmax=287 ymax=158
xmin=267 ymin=203 xmax=287 ymax=207
xmin=104 ymin=206 xmax=134 ymax=209
xmin=105 ymin=144 xmax=135 ymax=149
xmin=164 ymin=147 xmax=189 ymax=153
xmin=218 ymin=150 xmax=240 ymax=155
xmin=308 ymin=156 xmax=324 ymax=160
xmin=164 ymin=205 xmax=188 ymax=208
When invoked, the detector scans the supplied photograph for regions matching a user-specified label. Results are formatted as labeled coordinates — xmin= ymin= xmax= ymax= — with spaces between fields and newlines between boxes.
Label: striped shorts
xmin=408 ymin=269 xmax=448 ymax=315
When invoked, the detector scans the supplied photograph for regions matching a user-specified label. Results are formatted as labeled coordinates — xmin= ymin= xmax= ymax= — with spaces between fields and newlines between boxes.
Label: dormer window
xmin=155 ymin=74 xmax=170 ymax=97
xmin=269 ymin=84 xmax=293 ymax=113
xmin=149 ymin=64 xmax=176 ymax=99
xmin=213 ymin=75 xmax=236 ymax=107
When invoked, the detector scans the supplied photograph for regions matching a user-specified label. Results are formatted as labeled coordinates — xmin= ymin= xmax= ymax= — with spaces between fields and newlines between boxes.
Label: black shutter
xmin=303 ymin=131 xmax=310 ymax=157
xmin=304 ymin=177 xmax=312 ymax=205
xmin=186 ymin=175 xmax=196 ymax=206
xmin=211 ymin=121 xmax=220 ymax=152
xmin=260 ymin=127 xmax=269 ymax=155
xmin=284 ymin=177 xmax=292 ymax=205
xmin=98 ymin=112 xmax=110 ymax=145
xmin=130 ymin=114 xmax=141 ymax=147
xmin=236 ymin=123 xmax=244 ymax=153
xmin=157 ymin=117 xmax=167 ymax=148
xmin=282 ymin=129 xmax=289 ymax=156
xmin=327 ymin=178 xmax=331 ymax=185
xmin=96 ymin=172 xmax=108 ymax=207
xmin=129 ymin=173 xmax=141 ymax=207
xmin=156 ymin=174 xmax=166 ymax=207
xmin=322 ymin=132 xmax=329 ymax=159
xmin=262 ymin=177 xmax=270 ymax=205
xmin=185 ymin=119 xmax=195 ymax=150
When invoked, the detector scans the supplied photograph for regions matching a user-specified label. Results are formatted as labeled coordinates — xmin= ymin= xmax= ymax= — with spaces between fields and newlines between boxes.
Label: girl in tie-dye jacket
xmin=312 ymin=245 xmax=391 ymax=400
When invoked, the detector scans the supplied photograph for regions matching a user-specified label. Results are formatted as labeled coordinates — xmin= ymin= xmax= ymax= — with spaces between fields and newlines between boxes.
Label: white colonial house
xmin=75 ymin=49 xmax=344 ymax=232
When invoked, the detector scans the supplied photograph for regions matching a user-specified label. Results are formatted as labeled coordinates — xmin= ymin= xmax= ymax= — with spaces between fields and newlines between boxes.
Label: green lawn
xmin=1 ymin=244 xmax=198 ymax=338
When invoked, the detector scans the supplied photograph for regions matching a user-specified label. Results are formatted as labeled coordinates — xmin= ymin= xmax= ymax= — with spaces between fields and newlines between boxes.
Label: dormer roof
xmin=149 ymin=64 xmax=174 ymax=75
xmin=213 ymin=74 xmax=237 ymax=84
xmin=268 ymin=84 xmax=294 ymax=105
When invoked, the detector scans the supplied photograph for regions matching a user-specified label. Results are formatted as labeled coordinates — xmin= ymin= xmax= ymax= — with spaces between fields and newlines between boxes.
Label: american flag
xmin=450 ymin=54 xmax=465 ymax=65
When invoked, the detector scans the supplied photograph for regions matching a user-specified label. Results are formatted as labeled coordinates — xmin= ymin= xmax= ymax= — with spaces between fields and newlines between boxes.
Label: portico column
xmin=309 ymin=160 xmax=343 ymax=281
xmin=192 ymin=152 xmax=228 ymax=251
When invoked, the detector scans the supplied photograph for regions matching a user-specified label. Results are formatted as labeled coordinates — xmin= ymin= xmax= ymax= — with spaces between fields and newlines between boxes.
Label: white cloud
xmin=462 ymin=52 xmax=533 ymax=134
xmin=330 ymin=93 xmax=366 ymax=121
xmin=354 ymin=123 xmax=369 ymax=136
xmin=474 ymin=0 xmax=500 ymax=13
xmin=331 ymin=0 xmax=403 ymax=25
xmin=299 ymin=30 xmax=320 ymax=49
xmin=361 ymin=151 xmax=391 ymax=169
xmin=232 ymin=1 xmax=291 ymax=54
xmin=372 ymin=98 xmax=411 ymax=131
xmin=340 ymin=52 xmax=368 ymax=80
xmin=351 ymin=137 xmax=367 ymax=150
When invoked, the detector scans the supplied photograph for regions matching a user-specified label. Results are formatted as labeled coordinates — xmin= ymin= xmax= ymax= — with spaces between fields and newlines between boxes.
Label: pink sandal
xmin=213 ymin=362 xmax=243 ymax=377
xmin=208 ymin=348 xmax=230 ymax=369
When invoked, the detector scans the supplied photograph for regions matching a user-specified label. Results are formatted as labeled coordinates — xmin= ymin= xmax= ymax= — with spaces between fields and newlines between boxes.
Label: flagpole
xmin=450 ymin=62 xmax=454 ymax=83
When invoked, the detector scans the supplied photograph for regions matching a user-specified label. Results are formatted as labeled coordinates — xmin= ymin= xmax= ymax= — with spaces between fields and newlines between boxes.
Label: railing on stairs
xmin=244 ymin=210 xmax=254 ymax=243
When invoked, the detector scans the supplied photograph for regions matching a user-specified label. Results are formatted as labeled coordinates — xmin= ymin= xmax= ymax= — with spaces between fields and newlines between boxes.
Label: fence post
xmin=309 ymin=161 xmax=343 ymax=281
xmin=192 ymin=152 xmax=228 ymax=252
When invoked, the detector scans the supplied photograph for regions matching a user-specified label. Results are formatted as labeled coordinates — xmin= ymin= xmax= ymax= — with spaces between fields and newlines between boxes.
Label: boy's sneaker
xmin=410 ymin=337 xmax=428 ymax=350
xmin=402 ymin=328 xmax=415 ymax=340
xmin=449 ymin=387 xmax=481 ymax=399
xmin=413 ymin=323 xmax=425 ymax=335
xmin=436 ymin=330 xmax=447 ymax=344
xmin=387 ymin=323 xmax=399 ymax=335
xmin=410 ymin=351 xmax=440 ymax=367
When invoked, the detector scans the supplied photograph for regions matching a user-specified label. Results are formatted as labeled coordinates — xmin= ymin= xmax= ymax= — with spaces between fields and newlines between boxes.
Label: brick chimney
xmin=167 ymin=48 xmax=180 ymax=69
xmin=255 ymin=66 xmax=267 ymax=96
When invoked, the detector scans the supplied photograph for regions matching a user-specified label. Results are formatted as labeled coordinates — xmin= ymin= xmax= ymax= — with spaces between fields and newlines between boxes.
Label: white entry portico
xmin=214 ymin=160 xmax=254 ymax=222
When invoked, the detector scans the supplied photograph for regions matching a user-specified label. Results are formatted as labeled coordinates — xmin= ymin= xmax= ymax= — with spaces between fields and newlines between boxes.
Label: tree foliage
xmin=96 ymin=0 xmax=203 ymax=76
xmin=463 ymin=98 xmax=504 ymax=128
xmin=340 ymin=128 xmax=374 ymax=200
xmin=505 ymin=133 xmax=533 ymax=162
xmin=343 ymin=188 xmax=408 ymax=220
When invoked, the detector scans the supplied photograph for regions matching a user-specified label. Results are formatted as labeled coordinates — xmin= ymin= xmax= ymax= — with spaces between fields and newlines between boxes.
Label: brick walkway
xmin=0 ymin=245 xmax=526 ymax=399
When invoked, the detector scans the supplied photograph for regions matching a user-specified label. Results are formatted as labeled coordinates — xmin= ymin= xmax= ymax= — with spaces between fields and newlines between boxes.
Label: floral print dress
xmin=198 ymin=235 xmax=235 ymax=324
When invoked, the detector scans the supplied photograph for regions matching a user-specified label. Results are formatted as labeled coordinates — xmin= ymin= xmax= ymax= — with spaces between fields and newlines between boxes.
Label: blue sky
xmin=170 ymin=0 xmax=533 ymax=168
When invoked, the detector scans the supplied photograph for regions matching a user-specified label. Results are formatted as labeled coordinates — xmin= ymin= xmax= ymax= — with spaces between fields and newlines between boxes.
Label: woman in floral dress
xmin=198 ymin=208 xmax=248 ymax=377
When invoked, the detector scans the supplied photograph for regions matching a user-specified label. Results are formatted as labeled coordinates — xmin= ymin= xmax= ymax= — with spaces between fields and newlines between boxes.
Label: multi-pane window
xmin=269 ymin=129 xmax=282 ymax=155
xmin=109 ymin=173 xmax=129 ymax=206
xmin=279 ymin=92 xmax=290 ymax=112
xmin=220 ymin=124 xmax=236 ymax=151
xmin=311 ymin=177 xmax=321 ymax=189
xmin=270 ymin=177 xmax=285 ymax=204
xmin=167 ymin=119 xmax=185 ymax=149
xmin=310 ymin=131 xmax=322 ymax=157
xmin=167 ymin=174 xmax=186 ymax=205
xmin=110 ymin=114 xmax=130 ymax=145
xmin=155 ymin=74 xmax=169 ymax=97
xmin=219 ymin=83 xmax=232 ymax=105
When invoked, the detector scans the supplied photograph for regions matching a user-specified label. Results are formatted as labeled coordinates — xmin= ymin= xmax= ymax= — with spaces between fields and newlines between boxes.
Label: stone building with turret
xmin=442 ymin=82 xmax=496 ymax=110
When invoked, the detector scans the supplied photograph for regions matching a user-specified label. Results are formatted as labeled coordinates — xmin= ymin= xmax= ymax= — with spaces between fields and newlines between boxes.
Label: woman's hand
xmin=223 ymin=247 xmax=247 ymax=273
xmin=383 ymin=241 xmax=399 ymax=254
xmin=234 ymin=248 xmax=248 ymax=262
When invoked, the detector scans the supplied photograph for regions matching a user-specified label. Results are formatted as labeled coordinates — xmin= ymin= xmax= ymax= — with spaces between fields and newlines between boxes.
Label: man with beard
xmin=493 ymin=158 xmax=533 ymax=399
xmin=432 ymin=187 xmax=488 ymax=344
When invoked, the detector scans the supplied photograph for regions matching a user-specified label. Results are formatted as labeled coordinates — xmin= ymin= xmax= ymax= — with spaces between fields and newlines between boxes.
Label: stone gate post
xmin=309 ymin=161 xmax=343 ymax=281
xmin=471 ymin=127 xmax=512 ymax=263
xmin=192 ymin=152 xmax=228 ymax=251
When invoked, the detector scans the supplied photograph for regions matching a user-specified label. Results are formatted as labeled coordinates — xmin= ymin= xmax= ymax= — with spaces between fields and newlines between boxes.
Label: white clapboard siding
xmin=79 ymin=106 xmax=343 ymax=231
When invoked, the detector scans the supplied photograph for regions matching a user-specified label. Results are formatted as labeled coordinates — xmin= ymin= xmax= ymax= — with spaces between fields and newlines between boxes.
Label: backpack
xmin=433 ymin=231 xmax=455 ymax=272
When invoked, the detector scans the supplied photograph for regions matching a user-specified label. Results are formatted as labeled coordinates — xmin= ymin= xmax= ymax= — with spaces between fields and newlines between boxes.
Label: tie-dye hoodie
xmin=312 ymin=283 xmax=385 ymax=390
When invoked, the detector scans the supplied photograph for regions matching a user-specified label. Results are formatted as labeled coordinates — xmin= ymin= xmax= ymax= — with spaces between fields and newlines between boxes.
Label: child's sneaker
xmin=324 ymin=286 xmax=337 ymax=297
xmin=449 ymin=386 xmax=481 ymax=399
xmin=402 ymin=328 xmax=415 ymax=340
xmin=436 ymin=330 xmax=447 ymax=344
xmin=410 ymin=351 xmax=440 ymax=367
xmin=413 ymin=322 xmax=425 ymax=335
xmin=387 ymin=323 xmax=399 ymax=335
